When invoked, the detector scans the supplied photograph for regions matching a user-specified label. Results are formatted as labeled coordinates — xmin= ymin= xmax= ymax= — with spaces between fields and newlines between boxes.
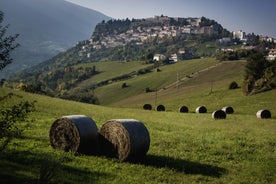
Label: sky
xmin=65 ymin=0 xmax=276 ymax=38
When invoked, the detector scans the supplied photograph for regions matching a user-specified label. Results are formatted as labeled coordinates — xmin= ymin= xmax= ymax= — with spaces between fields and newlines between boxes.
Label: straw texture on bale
xmin=49 ymin=115 xmax=98 ymax=155
xmin=196 ymin=106 xmax=207 ymax=113
xmin=212 ymin=110 xmax=227 ymax=119
xmin=222 ymin=106 xmax=234 ymax=114
xmin=179 ymin=106 xmax=189 ymax=113
xmin=256 ymin=109 xmax=271 ymax=119
xmin=156 ymin=104 xmax=165 ymax=111
xmin=99 ymin=119 xmax=150 ymax=162
xmin=143 ymin=104 xmax=152 ymax=110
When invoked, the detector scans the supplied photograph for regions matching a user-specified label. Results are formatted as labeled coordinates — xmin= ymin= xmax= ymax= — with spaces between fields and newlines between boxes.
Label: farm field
xmin=0 ymin=88 xmax=275 ymax=184
xmin=76 ymin=60 xmax=152 ymax=89
xmin=94 ymin=58 xmax=219 ymax=105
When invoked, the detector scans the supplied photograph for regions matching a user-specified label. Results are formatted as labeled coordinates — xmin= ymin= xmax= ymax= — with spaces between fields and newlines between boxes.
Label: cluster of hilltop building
xmin=219 ymin=30 xmax=276 ymax=61
xmin=89 ymin=16 xmax=220 ymax=49
xmin=77 ymin=16 xmax=276 ymax=61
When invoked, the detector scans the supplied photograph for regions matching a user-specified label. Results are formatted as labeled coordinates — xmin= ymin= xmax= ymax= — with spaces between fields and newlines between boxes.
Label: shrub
xmin=145 ymin=87 xmax=152 ymax=93
xmin=229 ymin=81 xmax=239 ymax=89
xmin=0 ymin=93 xmax=35 ymax=150
xmin=121 ymin=82 xmax=127 ymax=88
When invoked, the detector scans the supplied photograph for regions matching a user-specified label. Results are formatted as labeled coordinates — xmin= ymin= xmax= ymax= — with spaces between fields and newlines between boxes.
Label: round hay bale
xmin=179 ymin=106 xmax=189 ymax=113
xmin=256 ymin=109 xmax=271 ymax=119
xmin=212 ymin=110 xmax=227 ymax=119
xmin=222 ymin=106 xmax=234 ymax=114
xmin=143 ymin=104 xmax=152 ymax=110
xmin=99 ymin=119 xmax=150 ymax=162
xmin=196 ymin=106 xmax=207 ymax=113
xmin=156 ymin=104 xmax=165 ymax=111
xmin=49 ymin=115 xmax=99 ymax=155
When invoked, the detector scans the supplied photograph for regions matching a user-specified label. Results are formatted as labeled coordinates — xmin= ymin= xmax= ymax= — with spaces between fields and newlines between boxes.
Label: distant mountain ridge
xmin=0 ymin=0 xmax=110 ymax=78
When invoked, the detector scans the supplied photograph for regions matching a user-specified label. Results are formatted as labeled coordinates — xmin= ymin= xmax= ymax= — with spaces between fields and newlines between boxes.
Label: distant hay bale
xmin=196 ymin=106 xmax=207 ymax=113
xmin=156 ymin=104 xmax=165 ymax=111
xmin=212 ymin=110 xmax=227 ymax=119
xmin=222 ymin=106 xmax=234 ymax=114
xmin=143 ymin=104 xmax=152 ymax=110
xmin=49 ymin=115 xmax=99 ymax=155
xmin=256 ymin=109 xmax=271 ymax=119
xmin=99 ymin=119 xmax=150 ymax=162
xmin=179 ymin=106 xmax=189 ymax=113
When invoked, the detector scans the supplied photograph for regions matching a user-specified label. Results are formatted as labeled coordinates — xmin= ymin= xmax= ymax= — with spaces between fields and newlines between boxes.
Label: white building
xmin=170 ymin=53 xmax=178 ymax=62
xmin=153 ymin=54 xmax=166 ymax=61
xmin=267 ymin=49 xmax=276 ymax=61
xmin=233 ymin=30 xmax=246 ymax=41
xmin=219 ymin=37 xmax=231 ymax=44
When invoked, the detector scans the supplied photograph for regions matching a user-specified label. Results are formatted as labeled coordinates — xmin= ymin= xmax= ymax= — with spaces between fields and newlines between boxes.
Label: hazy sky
xmin=65 ymin=0 xmax=276 ymax=38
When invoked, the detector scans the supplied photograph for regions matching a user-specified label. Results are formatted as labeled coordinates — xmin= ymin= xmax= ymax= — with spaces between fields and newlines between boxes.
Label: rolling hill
xmin=7 ymin=14 xmax=275 ymax=107
xmin=0 ymin=0 xmax=110 ymax=78
xmin=9 ymin=56 xmax=276 ymax=112
xmin=1 ymin=9 xmax=275 ymax=183
xmin=0 ymin=83 xmax=275 ymax=183
xmin=8 ymin=15 xmax=231 ymax=103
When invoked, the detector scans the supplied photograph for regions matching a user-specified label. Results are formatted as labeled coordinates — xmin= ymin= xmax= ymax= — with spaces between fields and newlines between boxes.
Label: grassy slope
xmin=0 ymin=86 xmax=275 ymax=184
xmin=74 ymin=61 xmax=152 ymax=90
xmin=1 ymin=58 xmax=276 ymax=183
xmin=95 ymin=58 xmax=219 ymax=105
xmin=112 ymin=60 xmax=249 ymax=110
xmin=93 ymin=58 xmax=267 ymax=115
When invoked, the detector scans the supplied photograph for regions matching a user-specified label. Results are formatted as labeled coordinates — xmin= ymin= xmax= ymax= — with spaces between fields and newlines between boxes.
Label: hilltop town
xmin=75 ymin=15 xmax=275 ymax=62
xmin=89 ymin=15 xmax=225 ymax=49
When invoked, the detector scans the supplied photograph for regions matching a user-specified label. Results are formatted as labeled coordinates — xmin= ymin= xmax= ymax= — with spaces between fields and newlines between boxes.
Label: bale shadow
xmin=136 ymin=154 xmax=227 ymax=178
xmin=0 ymin=150 xmax=111 ymax=184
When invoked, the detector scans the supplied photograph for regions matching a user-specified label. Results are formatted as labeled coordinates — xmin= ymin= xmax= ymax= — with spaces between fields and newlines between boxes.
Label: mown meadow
xmin=0 ymin=86 xmax=275 ymax=184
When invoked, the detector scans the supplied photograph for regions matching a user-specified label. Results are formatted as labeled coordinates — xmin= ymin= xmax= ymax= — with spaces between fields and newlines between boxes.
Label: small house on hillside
xmin=219 ymin=37 xmax=231 ymax=45
xmin=170 ymin=53 xmax=178 ymax=62
xmin=169 ymin=50 xmax=188 ymax=62
xmin=267 ymin=49 xmax=276 ymax=61
xmin=153 ymin=54 xmax=166 ymax=61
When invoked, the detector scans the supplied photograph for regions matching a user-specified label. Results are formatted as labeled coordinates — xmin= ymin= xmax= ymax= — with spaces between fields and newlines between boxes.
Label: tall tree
xmin=0 ymin=11 xmax=19 ymax=71
xmin=243 ymin=52 xmax=275 ymax=95
xmin=244 ymin=52 xmax=268 ymax=81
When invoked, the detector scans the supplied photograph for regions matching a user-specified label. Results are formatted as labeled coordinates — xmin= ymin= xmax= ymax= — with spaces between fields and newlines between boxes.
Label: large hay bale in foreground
xmin=196 ymin=106 xmax=207 ymax=113
xmin=156 ymin=104 xmax=165 ymax=111
xmin=179 ymin=106 xmax=189 ymax=113
xmin=49 ymin=115 xmax=99 ymax=155
xmin=222 ymin=106 xmax=234 ymax=114
xmin=256 ymin=110 xmax=271 ymax=119
xmin=143 ymin=104 xmax=152 ymax=110
xmin=212 ymin=110 xmax=227 ymax=119
xmin=99 ymin=119 xmax=150 ymax=162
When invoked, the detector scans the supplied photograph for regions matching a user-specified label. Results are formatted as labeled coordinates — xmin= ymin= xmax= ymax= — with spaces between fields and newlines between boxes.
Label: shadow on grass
xmin=137 ymin=154 xmax=227 ymax=178
xmin=0 ymin=150 xmax=111 ymax=184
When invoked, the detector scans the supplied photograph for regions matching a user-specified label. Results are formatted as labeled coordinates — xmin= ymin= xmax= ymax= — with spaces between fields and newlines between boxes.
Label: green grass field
xmin=76 ymin=60 xmax=152 ymax=89
xmin=0 ymin=87 xmax=275 ymax=184
xmin=95 ymin=58 xmax=219 ymax=105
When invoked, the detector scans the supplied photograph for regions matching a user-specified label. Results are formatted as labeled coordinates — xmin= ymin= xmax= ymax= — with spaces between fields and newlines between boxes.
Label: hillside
xmin=102 ymin=60 xmax=246 ymax=108
xmin=8 ymin=58 xmax=220 ymax=104
xmin=0 ymin=87 xmax=275 ymax=183
xmin=8 ymin=15 xmax=275 ymax=106
xmin=0 ymin=0 xmax=110 ymax=78
xmin=8 ymin=15 xmax=232 ymax=101
xmin=9 ymin=56 xmax=276 ymax=112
